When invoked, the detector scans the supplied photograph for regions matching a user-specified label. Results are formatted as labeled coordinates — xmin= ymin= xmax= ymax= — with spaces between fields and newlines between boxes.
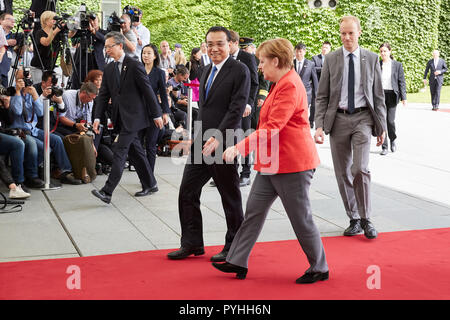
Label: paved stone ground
xmin=1 ymin=103 xmax=449 ymax=262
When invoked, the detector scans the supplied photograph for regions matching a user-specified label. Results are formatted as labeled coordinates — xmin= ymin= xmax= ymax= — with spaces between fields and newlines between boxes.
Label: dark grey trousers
xmin=226 ymin=170 xmax=328 ymax=274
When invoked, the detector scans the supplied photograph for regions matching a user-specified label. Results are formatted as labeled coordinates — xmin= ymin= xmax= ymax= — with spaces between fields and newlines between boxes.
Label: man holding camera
xmin=131 ymin=8 xmax=150 ymax=62
xmin=120 ymin=14 xmax=137 ymax=59
xmin=0 ymin=13 xmax=22 ymax=87
xmin=57 ymin=82 xmax=98 ymax=136
xmin=9 ymin=68 xmax=81 ymax=185
xmin=70 ymin=16 xmax=107 ymax=89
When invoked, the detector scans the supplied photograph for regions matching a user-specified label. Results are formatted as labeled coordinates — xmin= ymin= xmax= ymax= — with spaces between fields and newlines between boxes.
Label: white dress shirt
xmin=339 ymin=46 xmax=366 ymax=110
xmin=381 ymin=59 xmax=393 ymax=90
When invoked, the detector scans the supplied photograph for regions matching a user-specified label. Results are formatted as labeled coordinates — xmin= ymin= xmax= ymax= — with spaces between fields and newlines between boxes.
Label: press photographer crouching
xmin=9 ymin=69 xmax=82 ymax=185
xmin=168 ymin=66 xmax=198 ymax=123
xmin=0 ymin=92 xmax=41 ymax=195
xmin=35 ymin=70 xmax=66 ymax=138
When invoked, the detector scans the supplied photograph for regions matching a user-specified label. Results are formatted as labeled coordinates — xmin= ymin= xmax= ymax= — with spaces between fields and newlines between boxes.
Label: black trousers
xmin=382 ymin=90 xmax=398 ymax=149
xmin=178 ymin=161 xmax=244 ymax=250
xmin=239 ymin=115 xmax=252 ymax=178
xmin=430 ymin=80 xmax=443 ymax=107
xmin=102 ymin=129 xmax=155 ymax=195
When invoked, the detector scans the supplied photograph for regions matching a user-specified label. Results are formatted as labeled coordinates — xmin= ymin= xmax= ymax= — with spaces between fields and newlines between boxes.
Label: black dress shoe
xmin=239 ymin=176 xmax=251 ymax=187
xmin=343 ymin=219 xmax=363 ymax=236
xmin=134 ymin=185 xmax=158 ymax=197
xmin=91 ymin=189 xmax=111 ymax=204
xmin=167 ymin=247 xmax=205 ymax=260
xmin=296 ymin=271 xmax=329 ymax=284
xmin=390 ymin=140 xmax=397 ymax=153
xmin=24 ymin=177 xmax=45 ymax=189
xmin=212 ymin=262 xmax=248 ymax=279
xmin=210 ymin=249 xmax=229 ymax=262
xmin=361 ymin=218 xmax=378 ymax=239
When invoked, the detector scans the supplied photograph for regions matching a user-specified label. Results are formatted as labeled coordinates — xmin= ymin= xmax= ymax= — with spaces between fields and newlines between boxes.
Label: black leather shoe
xmin=60 ymin=172 xmax=82 ymax=185
xmin=343 ymin=219 xmax=363 ymax=236
xmin=212 ymin=262 xmax=248 ymax=279
xmin=24 ymin=177 xmax=45 ymax=189
xmin=210 ymin=249 xmax=229 ymax=262
xmin=91 ymin=189 xmax=111 ymax=204
xmin=390 ymin=140 xmax=397 ymax=153
xmin=361 ymin=219 xmax=378 ymax=239
xmin=239 ymin=176 xmax=251 ymax=187
xmin=167 ymin=247 xmax=205 ymax=260
xmin=380 ymin=148 xmax=388 ymax=156
xmin=134 ymin=185 xmax=158 ymax=197
xmin=296 ymin=271 xmax=329 ymax=284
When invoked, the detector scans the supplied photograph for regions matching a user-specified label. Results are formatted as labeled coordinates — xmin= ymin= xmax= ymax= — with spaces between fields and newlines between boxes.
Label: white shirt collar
xmin=211 ymin=56 xmax=229 ymax=72
xmin=343 ymin=46 xmax=360 ymax=59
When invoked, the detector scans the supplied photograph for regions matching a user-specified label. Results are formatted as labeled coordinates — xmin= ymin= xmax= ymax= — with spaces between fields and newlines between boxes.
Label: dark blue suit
xmin=424 ymin=58 xmax=448 ymax=108
xmin=94 ymin=55 xmax=161 ymax=195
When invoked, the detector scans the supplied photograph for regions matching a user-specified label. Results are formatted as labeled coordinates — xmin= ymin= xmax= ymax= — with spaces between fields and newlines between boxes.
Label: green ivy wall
xmin=232 ymin=0 xmax=445 ymax=92
xmin=9 ymin=1 xmax=449 ymax=91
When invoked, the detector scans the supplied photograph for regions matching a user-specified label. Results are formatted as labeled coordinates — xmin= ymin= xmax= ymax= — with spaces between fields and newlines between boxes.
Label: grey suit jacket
xmin=315 ymin=47 xmax=387 ymax=136
xmin=424 ymin=58 xmax=447 ymax=85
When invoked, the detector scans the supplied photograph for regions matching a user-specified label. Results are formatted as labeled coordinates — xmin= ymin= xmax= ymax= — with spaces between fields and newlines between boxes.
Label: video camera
xmin=123 ymin=5 xmax=142 ymax=23
xmin=68 ymin=3 xmax=97 ymax=31
xmin=107 ymin=12 xmax=125 ymax=32
xmin=18 ymin=9 xmax=39 ymax=32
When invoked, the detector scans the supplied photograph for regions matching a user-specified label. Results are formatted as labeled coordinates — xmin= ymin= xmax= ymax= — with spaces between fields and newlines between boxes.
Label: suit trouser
xmin=329 ymin=110 xmax=373 ymax=220
xmin=239 ymin=115 xmax=252 ymax=178
xmin=226 ymin=170 xmax=328 ymax=273
xmin=178 ymin=161 xmax=244 ymax=251
xmin=382 ymin=90 xmax=397 ymax=149
xmin=309 ymin=93 xmax=315 ymax=125
xmin=430 ymin=80 xmax=442 ymax=107
xmin=102 ymin=129 xmax=155 ymax=195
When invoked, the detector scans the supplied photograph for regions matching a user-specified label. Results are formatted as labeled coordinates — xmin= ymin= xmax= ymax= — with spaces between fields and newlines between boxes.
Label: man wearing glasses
xmin=91 ymin=32 xmax=164 ymax=204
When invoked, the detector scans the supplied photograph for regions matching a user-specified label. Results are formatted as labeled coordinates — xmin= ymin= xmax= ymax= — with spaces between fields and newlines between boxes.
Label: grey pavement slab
xmin=1 ymin=103 xmax=450 ymax=262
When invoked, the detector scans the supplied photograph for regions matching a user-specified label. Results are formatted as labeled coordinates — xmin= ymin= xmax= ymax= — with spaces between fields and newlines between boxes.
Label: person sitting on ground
xmin=9 ymin=69 xmax=82 ymax=185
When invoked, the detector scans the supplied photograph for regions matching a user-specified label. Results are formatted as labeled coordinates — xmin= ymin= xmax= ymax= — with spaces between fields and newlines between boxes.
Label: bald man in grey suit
xmin=314 ymin=16 xmax=387 ymax=239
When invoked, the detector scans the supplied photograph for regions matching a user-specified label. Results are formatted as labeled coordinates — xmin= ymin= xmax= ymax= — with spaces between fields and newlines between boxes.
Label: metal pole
xmin=43 ymin=98 xmax=61 ymax=190
xmin=186 ymin=83 xmax=193 ymax=142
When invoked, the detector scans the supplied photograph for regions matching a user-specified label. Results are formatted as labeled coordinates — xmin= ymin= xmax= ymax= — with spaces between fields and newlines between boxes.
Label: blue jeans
xmin=0 ymin=133 xmax=39 ymax=183
xmin=32 ymin=129 xmax=72 ymax=172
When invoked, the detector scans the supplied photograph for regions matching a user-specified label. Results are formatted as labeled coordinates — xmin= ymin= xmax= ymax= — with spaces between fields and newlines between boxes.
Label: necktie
xmin=347 ymin=53 xmax=355 ymax=114
xmin=114 ymin=61 xmax=121 ymax=86
xmin=205 ymin=65 xmax=217 ymax=99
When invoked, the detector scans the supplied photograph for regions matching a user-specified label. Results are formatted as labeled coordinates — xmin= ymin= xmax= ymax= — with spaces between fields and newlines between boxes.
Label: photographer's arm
xmin=40 ymin=27 xmax=60 ymax=47
xmin=123 ymin=36 xmax=136 ymax=53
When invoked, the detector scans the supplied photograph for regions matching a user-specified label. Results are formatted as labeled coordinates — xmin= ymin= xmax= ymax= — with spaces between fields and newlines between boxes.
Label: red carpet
xmin=0 ymin=228 xmax=449 ymax=300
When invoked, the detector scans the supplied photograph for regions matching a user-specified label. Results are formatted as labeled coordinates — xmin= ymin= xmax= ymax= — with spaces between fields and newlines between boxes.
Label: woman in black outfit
xmin=140 ymin=44 xmax=171 ymax=172
xmin=379 ymin=42 xmax=407 ymax=155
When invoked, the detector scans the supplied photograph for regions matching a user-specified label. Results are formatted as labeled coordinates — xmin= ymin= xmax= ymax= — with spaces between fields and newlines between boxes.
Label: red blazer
xmin=236 ymin=69 xmax=320 ymax=174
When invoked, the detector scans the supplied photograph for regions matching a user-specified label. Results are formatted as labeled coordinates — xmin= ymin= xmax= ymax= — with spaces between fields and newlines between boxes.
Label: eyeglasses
xmin=105 ymin=44 xmax=119 ymax=50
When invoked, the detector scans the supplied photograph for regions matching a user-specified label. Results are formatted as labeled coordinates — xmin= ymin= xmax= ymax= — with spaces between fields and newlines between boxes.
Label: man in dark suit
xmin=311 ymin=41 xmax=332 ymax=128
xmin=314 ymin=16 xmax=387 ymax=240
xmin=294 ymin=43 xmax=318 ymax=128
xmin=168 ymin=26 xmax=250 ymax=262
xmin=91 ymin=32 xmax=164 ymax=204
xmin=228 ymin=30 xmax=258 ymax=187
xmin=424 ymin=50 xmax=447 ymax=111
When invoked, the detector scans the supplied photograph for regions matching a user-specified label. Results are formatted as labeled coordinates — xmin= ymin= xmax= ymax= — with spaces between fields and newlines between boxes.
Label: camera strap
xmin=22 ymin=94 xmax=35 ymax=124
xmin=0 ymin=192 xmax=23 ymax=214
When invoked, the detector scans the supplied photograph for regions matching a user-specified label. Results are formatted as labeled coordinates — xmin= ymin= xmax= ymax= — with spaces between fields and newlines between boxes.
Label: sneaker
xmin=9 ymin=185 xmax=31 ymax=199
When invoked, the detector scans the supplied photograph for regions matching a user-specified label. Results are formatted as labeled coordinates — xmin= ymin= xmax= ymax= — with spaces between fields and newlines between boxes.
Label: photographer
xmin=120 ymin=14 xmax=137 ymax=58
xmin=9 ymin=68 xmax=81 ymax=185
xmin=168 ymin=65 xmax=197 ymax=122
xmin=131 ymin=8 xmax=150 ymax=62
xmin=57 ymin=81 xmax=98 ymax=136
xmin=0 ymin=93 xmax=44 ymax=191
xmin=29 ymin=10 xmax=63 ymax=84
xmin=35 ymin=70 xmax=65 ymax=137
xmin=0 ymin=13 xmax=23 ymax=87
xmin=70 ymin=15 xmax=107 ymax=89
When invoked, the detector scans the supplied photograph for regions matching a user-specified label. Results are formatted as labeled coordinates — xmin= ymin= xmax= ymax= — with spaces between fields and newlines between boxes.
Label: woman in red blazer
xmin=212 ymin=38 xmax=329 ymax=284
